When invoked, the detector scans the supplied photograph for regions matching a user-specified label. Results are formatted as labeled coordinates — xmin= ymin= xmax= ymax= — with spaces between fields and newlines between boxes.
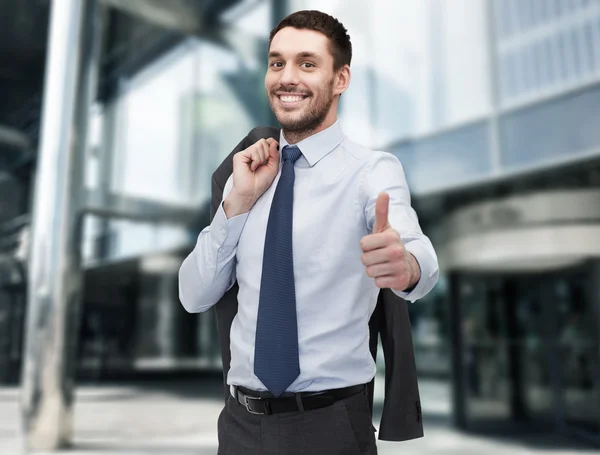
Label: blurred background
xmin=0 ymin=0 xmax=599 ymax=453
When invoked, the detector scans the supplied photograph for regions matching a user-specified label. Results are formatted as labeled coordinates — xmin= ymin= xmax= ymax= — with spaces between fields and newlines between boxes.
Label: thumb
xmin=373 ymin=192 xmax=390 ymax=233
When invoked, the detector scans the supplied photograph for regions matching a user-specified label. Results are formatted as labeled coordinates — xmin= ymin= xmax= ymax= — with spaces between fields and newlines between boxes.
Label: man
xmin=179 ymin=10 xmax=439 ymax=455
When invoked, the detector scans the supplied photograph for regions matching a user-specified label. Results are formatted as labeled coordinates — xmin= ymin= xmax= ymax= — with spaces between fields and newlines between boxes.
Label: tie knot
xmin=282 ymin=145 xmax=302 ymax=164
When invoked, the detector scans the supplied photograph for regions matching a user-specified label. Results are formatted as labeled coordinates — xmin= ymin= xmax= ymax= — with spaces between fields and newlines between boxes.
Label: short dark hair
xmin=269 ymin=10 xmax=352 ymax=70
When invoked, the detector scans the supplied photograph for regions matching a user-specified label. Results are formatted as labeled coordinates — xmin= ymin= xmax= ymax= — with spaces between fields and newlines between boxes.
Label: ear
xmin=334 ymin=64 xmax=351 ymax=96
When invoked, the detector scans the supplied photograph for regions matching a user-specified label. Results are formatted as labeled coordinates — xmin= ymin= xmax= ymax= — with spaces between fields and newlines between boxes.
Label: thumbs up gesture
xmin=360 ymin=192 xmax=421 ymax=291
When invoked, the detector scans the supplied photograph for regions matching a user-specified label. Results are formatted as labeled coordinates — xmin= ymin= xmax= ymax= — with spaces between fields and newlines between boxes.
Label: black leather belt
xmin=232 ymin=384 xmax=366 ymax=415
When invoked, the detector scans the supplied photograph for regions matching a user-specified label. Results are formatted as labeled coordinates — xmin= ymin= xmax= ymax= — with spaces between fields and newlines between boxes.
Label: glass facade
xmin=494 ymin=0 xmax=600 ymax=105
xmin=378 ymin=0 xmax=600 ymax=194
xmin=85 ymin=6 xmax=274 ymax=264
xmin=391 ymin=120 xmax=491 ymax=192
xmin=117 ymin=45 xmax=196 ymax=204
xmin=500 ymin=83 xmax=600 ymax=170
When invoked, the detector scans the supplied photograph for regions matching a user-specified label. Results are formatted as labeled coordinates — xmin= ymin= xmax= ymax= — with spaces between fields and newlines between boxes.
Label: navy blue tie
xmin=254 ymin=145 xmax=302 ymax=397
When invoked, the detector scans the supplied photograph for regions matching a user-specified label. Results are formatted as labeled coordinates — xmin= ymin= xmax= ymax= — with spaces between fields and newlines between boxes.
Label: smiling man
xmin=179 ymin=10 xmax=439 ymax=455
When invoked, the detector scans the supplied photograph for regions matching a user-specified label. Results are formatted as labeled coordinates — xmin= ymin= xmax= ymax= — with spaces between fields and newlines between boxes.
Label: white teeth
xmin=280 ymin=96 xmax=305 ymax=102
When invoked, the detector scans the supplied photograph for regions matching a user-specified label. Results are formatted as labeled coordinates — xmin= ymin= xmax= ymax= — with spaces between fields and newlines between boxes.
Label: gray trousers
xmin=217 ymin=387 xmax=378 ymax=454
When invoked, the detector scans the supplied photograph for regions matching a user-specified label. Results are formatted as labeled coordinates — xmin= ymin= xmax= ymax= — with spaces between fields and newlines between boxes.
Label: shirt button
xmin=220 ymin=228 xmax=226 ymax=236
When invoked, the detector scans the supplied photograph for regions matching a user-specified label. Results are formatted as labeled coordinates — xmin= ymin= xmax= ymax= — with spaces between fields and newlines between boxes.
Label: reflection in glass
xmin=500 ymin=84 xmax=600 ymax=170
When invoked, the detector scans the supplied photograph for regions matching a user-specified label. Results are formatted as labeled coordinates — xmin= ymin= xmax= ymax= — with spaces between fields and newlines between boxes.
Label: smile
xmin=277 ymin=94 xmax=309 ymax=104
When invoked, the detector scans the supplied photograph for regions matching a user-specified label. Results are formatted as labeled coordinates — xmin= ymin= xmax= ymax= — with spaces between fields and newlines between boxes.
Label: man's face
xmin=265 ymin=27 xmax=340 ymax=133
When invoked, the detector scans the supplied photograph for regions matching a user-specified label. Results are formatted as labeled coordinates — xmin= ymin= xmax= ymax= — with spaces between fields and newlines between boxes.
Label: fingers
xmin=362 ymin=245 xmax=410 ymax=290
xmin=248 ymin=139 xmax=280 ymax=171
xmin=373 ymin=192 xmax=390 ymax=233
xmin=361 ymin=243 xmax=405 ymax=266
xmin=364 ymin=262 xmax=395 ymax=278
xmin=235 ymin=138 xmax=280 ymax=172
xmin=375 ymin=275 xmax=405 ymax=289
xmin=361 ymin=248 xmax=391 ymax=267
xmin=360 ymin=229 xmax=399 ymax=252
xmin=246 ymin=139 xmax=268 ymax=171
xmin=253 ymin=140 xmax=268 ymax=171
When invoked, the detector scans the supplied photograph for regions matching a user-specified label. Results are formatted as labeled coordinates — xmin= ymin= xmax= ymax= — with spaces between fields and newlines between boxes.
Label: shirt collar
xmin=278 ymin=120 xmax=344 ymax=167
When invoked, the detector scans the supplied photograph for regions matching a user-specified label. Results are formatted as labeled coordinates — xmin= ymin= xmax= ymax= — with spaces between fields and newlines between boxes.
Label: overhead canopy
xmin=440 ymin=189 xmax=600 ymax=273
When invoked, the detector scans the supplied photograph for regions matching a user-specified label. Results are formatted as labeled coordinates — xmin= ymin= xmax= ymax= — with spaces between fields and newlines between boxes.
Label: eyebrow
xmin=268 ymin=51 xmax=321 ymax=60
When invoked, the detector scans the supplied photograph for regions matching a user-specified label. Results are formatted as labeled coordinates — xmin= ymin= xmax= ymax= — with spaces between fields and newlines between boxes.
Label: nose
xmin=279 ymin=64 xmax=300 ymax=86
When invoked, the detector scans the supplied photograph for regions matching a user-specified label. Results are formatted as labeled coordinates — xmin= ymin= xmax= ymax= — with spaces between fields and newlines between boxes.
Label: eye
xmin=270 ymin=61 xmax=283 ymax=68
xmin=301 ymin=62 xmax=315 ymax=68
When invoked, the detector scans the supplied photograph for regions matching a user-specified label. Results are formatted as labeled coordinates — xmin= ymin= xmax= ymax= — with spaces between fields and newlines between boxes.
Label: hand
xmin=360 ymin=192 xmax=421 ymax=291
xmin=225 ymin=138 xmax=280 ymax=217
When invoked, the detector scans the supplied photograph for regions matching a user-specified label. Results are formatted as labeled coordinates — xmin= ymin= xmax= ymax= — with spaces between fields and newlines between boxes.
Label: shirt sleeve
xmin=361 ymin=151 xmax=439 ymax=302
xmin=178 ymin=175 xmax=249 ymax=312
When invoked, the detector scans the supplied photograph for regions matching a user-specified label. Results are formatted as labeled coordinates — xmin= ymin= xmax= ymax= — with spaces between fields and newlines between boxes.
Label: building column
xmin=21 ymin=0 xmax=102 ymax=450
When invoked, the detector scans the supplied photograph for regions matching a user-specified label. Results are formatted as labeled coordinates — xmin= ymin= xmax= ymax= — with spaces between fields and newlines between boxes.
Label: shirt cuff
xmin=210 ymin=201 xmax=249 ymax=250
xmin=391 ymin=241 xmax=437 ymax=302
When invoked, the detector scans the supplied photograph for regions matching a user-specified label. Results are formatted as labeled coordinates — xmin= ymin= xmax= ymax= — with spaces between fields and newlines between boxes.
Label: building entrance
xmin=450 ymin=262 xmax=600 ymax=442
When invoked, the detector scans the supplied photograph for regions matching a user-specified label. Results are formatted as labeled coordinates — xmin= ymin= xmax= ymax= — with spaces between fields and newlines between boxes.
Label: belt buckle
xmin=243 ymin=395 xmax=267 ymax=415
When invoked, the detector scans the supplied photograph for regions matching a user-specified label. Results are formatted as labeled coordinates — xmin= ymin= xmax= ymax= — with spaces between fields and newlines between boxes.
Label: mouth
xmin=275 ymin=94 xmax=309 ymax=107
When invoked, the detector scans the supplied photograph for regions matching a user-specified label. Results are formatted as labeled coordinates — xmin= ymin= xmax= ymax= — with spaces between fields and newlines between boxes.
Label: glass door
xmin=460 ymin=275 xmax=512 ymax=423
xmin=458 ymin=263 xmax=600 ymax=438
xmin=507 ymin=276 xmax=556 ymax=425
xmin=553 ymin=265 xmax=600 ymax=435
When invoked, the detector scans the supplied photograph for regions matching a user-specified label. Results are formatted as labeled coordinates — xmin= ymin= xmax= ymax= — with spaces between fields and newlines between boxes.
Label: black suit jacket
xmin=209 ymin=126 xmax=424 ymax=441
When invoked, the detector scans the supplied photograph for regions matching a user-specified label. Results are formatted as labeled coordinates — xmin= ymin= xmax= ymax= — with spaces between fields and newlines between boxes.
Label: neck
xmin=283 ymin=127 xmax=318 ymax=145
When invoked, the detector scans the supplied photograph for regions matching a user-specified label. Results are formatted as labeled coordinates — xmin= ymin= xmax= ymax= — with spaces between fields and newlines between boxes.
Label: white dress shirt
xmin=179 ymin=120 xmax=439 ymax=392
